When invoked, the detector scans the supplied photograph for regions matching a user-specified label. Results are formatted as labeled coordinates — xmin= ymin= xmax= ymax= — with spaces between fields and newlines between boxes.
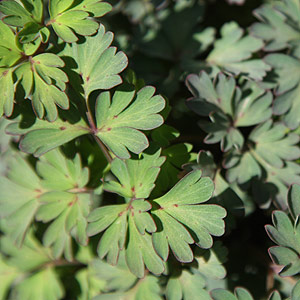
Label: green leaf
xmin=0 ymin=152 xmax=43 ymax=246
xmin=35 ymin=149 xmax=91 ymax=258
xmin=151 ymin=124 xmax=180 ymax=148
xmin=0 ymin=0 xmax=47 ymax=45
xmin=211 ymin=287 xmax=254 ymax=300
xmin=288 ymin=184 xmax=300 ymax=219
xmin=207 ymin=22 xmax=270 ymax=80
xmin=268 ymin=291 xmax=281 ymax=300
xmin=199 ymin=112 xmax=244 ymax=152
xmin=60 ymin=24 xmax=128 ymax=97
xmin=49 ymin=0 xmax=112 ymax=42
xmin=91 ymin=252 xmax=137 ymax=293
xmin=6 ymin=109 xmax=90 ymax=157
xmin=0 ymin=254 xmax=18 ymax=300
xmin=292 ymin=280 xmax=300 ymax=300
xmin=13 ymin=267 xmax=64 ymax=300
xmin=0 ymin=230 xmax=64 ymax=300
xmin=137 ymin=2 xmax=208 ymax=61
xmin=0 ymin=0 xmax=43 ymax=27
xmin=186 ymin=72 xmax=272 ymax=152
xmin=93 ymin=274 xmax=162 ymax=300
xmin=193 ymin=241 xmax=227 ymax=281
xmin=75 ymin=268 xmax=105 ymax=300
xmin=134 ymin=275 xmax=163 ymax=300
xmin=251 ymin=1 xmax=300 ymax=53
xmin=0 ymin=148 xmax=91 ymax=255
xmin=266 ymin=208 xmax=300 ymax=276
xmin=265 ymin=54 xmax=300 ymax=129
xmin=266 ymin=162 xmax=300 ymax=210
xmin=0 ymin=68 xmax=15 ymax=117
xmin=13 ymin=53 xmax=69 ymax=121
xmin=87 ymin=199 xmax=164 ymax=277
xmin=152 ymin=170 xmax=225 ymax=262
xmin=266 ymin=184 xmax=300 ymax=276
xmin=249 ymin=120 xmax=300 ymax=168
xmin=166 ymin=270 xmax=211 ymax=300
xmin=103 ymin=148 xmax=165 ymax=199
xmin=0 ymin=21 xmax=22 ymax=67
xmin=95 ymin=85 xmax=165 ymax=159
xmin=153 ymin=143 xmax=194 ymax=196
xmin=225 ymin=120 xmax=300 ymax=189
xmin=0 ymin=229 xmax=52 ymax=272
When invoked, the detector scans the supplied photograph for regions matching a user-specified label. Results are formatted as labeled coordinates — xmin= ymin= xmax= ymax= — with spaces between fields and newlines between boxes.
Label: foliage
xmin=0 ymin=0 xmax=299 ymax=299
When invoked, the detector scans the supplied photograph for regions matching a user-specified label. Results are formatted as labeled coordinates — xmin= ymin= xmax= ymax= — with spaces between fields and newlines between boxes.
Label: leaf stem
xmin=85 ymin=100 xmax=113 ymax=163
xmin=94 ymin=135 xmax=113 ymax=163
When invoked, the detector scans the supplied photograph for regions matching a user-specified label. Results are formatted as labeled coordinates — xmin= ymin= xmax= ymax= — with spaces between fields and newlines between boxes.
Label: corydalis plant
xmin=0 ymin=0 xmax=300 ymax=299
xmin=0 ymin=0 xmax=227 ymax=299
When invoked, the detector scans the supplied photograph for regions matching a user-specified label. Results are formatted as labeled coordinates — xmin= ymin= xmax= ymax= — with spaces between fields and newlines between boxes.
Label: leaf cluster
xmin=0 ymin=0 xmax=300 ymax=299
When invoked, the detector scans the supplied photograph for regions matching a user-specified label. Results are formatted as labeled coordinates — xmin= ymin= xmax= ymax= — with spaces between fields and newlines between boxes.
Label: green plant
xmin=0 ymin=0 xmax=299 ymax=299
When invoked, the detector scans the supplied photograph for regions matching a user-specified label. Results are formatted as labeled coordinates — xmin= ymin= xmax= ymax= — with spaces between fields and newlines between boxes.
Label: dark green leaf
xmin=251 ymin=1 xmax=300 ymax=53
xmin=207 ymin=22 xmax=270 ymax=80
xmin=265 ymin=54 xmax=300 ymax=130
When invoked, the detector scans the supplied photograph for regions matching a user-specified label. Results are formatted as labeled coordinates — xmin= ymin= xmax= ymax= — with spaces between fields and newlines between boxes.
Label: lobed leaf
xmin=193 ymin=242 xmax=227 ymax=281
xmin=152 ymin=170 xmax=226 ymax=262
xmin=249 ymin=120 xmax=300 ymax=168
xmin=186 ymin=72 xmax=272 ymax=152
xmin=0 ymin=254 xmax=18 ymax=300
xmin=13 ymin=268 xmax=64 ymax=300
xmin=211 ymin=287 xmax=254 ymax=300
xmin=0 ymin=149 xmax=92 ymax=257
xmin=207 ymin=22 xmax=270 ymax=80
xmin=60 ymin=24 xmax=128 ymax=97
xmin=0 ymin=68 xmax=15 ymax=117
xmin=49 ymin=0 xmax=112 ymax=43
xmin=87 ymin=199 xmax=163 ymax=278
xmin=288 ymin=184 xmax=300 ymax=220
xmin=251 ymin=1 xmax=300 ymax=53
xmin=95 ymin=85 xmax=165 ymax=159
xmin=6 ymin=110 xmax=90 ymax=157
xmin=91 ymin=252 xmax=137 ymax=293
xmin=93 ymin=275 xmax=162 ymax=300
xmin=0 ymin=0 xmax=43 ymax=27
xmin=266 ymin=185 xmax=300 ymax=276
xmin=265 ymin=54 xmax=300 ymax=130
xmin=0 ymin=231 xmax=64 ymax=300
xmin=166 ymin=270 xmax=211 ymax=300
xmin=0 ymin=152 xmax=43 ymax=246
xmin=0 ymin=21 xmax=22 ymax=67
xmin=13 ymin=53 xmax=70 ymax=121
xmin=103 ymin=148 xmax=165 ymax=199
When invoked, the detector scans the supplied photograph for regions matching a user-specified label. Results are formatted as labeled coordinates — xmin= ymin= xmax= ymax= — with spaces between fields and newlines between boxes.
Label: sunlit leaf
xmin=103 ymin=148 xmax=165 ymax=199
xmin=152 ymin=170 xmax=225 ymax=262
xmin=60 ymin=24 xmax=128 ymax=97
xmin=14 ymin=53 xmax=69 ymax=121
xmin=95 ymin=85 xmax=165 ymax=159
xmin=6 ymin=109 xmax=90 ymax=157
xmin=49 ymin=0 xmax=112 ymax=42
